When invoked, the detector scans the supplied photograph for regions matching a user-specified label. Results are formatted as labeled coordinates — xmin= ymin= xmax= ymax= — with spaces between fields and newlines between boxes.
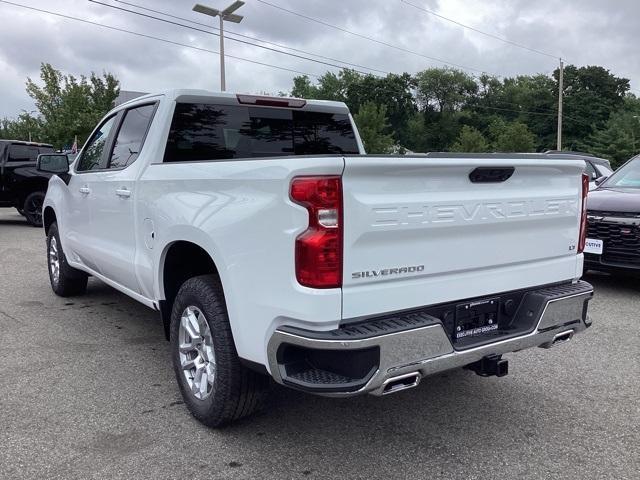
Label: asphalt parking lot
xmin=0 ymin=210 xmax=638 ymax=480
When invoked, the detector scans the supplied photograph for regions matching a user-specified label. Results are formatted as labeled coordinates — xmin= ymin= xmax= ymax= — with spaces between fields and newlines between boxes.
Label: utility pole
xmin=219 ymin=14 xmax=226 ymax=92
xmin=193 ymin=2 xmax=245 ymax=92
xmin=557 ymin=58 xmax=564 ymax=151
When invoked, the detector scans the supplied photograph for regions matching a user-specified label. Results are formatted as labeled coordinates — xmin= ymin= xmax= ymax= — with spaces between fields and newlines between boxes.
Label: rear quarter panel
xmin=137 ymin=156 xmax=345 ymax=366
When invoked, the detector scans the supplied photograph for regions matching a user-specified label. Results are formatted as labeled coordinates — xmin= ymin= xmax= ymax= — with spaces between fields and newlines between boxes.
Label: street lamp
xmin=193 ymin=1 xmax=245 ymax=92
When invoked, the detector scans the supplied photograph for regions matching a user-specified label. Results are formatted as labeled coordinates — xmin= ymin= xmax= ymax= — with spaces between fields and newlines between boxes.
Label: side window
xmin=8 ymin=144 xmax=39 ymax=162
xmin=584 ymin=161 xmax=598 ymax=180
xmin=76 ymin=116 xmax=116 ymax=172
xmin=109 ymin=104 xmax=156 ymax=169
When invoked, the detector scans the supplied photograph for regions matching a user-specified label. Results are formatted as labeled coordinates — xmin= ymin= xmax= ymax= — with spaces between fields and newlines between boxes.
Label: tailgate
xmin=341 ymin=155 xmax=585 ymax=319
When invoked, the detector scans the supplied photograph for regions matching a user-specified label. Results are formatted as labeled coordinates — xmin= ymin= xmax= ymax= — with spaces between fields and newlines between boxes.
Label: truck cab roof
xmin=115 ymin=89 xmax=350 ymax=115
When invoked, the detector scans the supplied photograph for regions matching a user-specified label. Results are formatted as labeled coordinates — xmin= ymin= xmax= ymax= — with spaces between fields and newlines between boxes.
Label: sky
xmin=0 ymin=0 xmax=639 ymax=118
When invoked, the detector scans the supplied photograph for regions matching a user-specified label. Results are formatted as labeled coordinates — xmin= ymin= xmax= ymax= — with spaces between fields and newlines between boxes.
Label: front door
xmin=64 ymin=115 xmax=118 ymax=271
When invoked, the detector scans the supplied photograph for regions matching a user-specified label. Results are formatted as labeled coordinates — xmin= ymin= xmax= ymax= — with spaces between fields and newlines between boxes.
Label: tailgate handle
xmin=469 ymin=167 xmax=515 ymax=183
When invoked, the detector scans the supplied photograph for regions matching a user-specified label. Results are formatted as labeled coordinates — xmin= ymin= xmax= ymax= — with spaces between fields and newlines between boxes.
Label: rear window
xmin=7 ymin=144 xmax=53 ymax=162
xmin=8 ymin=145 xmax=38 ymax=162
xmin=164 ymin=103 xmax=359 ymax=162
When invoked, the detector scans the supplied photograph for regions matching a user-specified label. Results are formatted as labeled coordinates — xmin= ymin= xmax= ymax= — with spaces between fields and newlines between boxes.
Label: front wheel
xmin=47 ymin=223 xmax=88 ymax=296
xmin=170 ymin=275 xmax=269 ymax=427
xmin=23 ymin=191 xmax=45 ymax=227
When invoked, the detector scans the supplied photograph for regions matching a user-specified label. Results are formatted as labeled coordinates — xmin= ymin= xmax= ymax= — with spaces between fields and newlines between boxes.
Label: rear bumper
xmin=267 ymin=281 xmax=593 ymax=397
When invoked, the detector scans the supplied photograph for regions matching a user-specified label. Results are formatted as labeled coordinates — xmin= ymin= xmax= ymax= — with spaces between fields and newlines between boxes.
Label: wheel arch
xmin=43 ymin=206 xmax=57 ymax=235
xmin=158 ymin=240 xmax=223 ymax=340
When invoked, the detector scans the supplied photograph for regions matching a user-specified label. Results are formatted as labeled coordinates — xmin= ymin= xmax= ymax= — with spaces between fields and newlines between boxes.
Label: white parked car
xmin=41 ymin=90 xmax=594 ymax=426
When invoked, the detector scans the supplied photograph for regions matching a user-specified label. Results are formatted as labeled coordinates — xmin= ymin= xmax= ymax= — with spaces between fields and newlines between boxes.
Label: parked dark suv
xmin=0 ymin=140 xmax=56 ymax=226
xmin=585 ymin=154 xmax=640 ymax=275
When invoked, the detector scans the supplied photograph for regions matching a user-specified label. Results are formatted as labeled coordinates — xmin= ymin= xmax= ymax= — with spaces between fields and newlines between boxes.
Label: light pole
xmin=193 ymin=1 xmax=245 ymax=92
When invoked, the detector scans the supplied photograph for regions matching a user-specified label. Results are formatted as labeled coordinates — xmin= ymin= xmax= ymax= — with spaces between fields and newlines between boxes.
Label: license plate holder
xmin=455 ymin=297 xmax=499 ymax=341
xmin=584 ymin=238 xmax=603 ymax=255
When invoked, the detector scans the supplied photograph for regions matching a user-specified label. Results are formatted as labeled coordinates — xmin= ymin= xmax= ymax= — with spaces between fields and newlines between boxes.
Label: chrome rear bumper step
xmin=267 ymin=281 xmax=593 ymax=396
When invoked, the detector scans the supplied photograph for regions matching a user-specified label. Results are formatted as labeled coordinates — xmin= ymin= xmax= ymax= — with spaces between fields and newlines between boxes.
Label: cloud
xmin=0 ymin=0 xmax=638 ymax=118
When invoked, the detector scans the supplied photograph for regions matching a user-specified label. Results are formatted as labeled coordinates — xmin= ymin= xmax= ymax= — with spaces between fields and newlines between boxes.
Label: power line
xmin=399 ymin=0 xmax=560 ymax=60
xmin=111 ymin=0 xmax=390 ymax=76
xmin=93 ymin=1 xmax=587 ymax=119
xmin=253 ymin=0 xmax=502 ymax=77
xmin=0 ymin=0 xmax=319 ymax=78
xmin=0 ymin=0 xmax=610 ymax=125
xmin=89 ymin=0 xmax=381 ymax=77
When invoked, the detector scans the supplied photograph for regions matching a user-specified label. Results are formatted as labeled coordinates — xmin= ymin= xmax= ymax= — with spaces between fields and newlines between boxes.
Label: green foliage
xmin=291 ymin=70 xmax=415 ymax=147
xmin=415 ymin=68 xmax=477 ymax=112
xmin=555 ymin=65 xmax=630 ymax=150
xmin=291 ymin=65 xmax=633 ymax=157
xmin=451 ymin=126 xmax=489 ymax=152
xmin=0 ymin=113 xmax=44 ymax=142
xmin=353 ymin=101 xmax=395 ymax=154
xmin=581 ymin=101 xmax=640 ymax=168
xmin=0 ymin=63 xmax=120 ymax=148
xmin=489 ymin=119 xmax=536 ymax=152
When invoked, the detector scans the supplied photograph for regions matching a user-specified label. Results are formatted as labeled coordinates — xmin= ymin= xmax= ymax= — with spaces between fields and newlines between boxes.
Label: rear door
xmin=65 ymin=115 xmax=118 ymax=271
xmin=341 ymin=155 xmax=585 ymax=319
xmin=87 ymin=103 xmax=157 ymax=293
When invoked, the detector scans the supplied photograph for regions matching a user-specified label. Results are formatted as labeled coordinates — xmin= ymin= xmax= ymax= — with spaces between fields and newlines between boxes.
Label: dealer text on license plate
xmin=584 ymin=238 xmax=603 ymax=255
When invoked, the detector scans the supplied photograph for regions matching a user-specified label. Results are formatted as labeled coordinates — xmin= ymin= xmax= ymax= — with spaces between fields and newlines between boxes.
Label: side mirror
xmin=594 ymin=175 xmax=608 ymax=186
xmin=37 ymin=154 xmax=70 ymax=174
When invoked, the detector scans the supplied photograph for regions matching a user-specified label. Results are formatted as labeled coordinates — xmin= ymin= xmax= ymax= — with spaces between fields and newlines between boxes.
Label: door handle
xmin=115 ymin=188 xmax=131 ymax=198
xmin=79 ymin=186 xmax=91 ymax=195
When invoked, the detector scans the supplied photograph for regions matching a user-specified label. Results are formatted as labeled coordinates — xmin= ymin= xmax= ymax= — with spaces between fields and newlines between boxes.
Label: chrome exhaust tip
xmin=381 ymin=372 xmax=421 ymax=395
xmin=540 ymin=329 xmax=575 ymax=349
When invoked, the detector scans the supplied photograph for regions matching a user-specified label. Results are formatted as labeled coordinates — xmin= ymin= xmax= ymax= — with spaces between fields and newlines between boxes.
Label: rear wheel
xmin=23 ymin=191 xmax=45 ymax=227
xmin=170 ymin=275 xmax=269 ymax=427
xmin=47 ymin=223 xmax=88 ymax=296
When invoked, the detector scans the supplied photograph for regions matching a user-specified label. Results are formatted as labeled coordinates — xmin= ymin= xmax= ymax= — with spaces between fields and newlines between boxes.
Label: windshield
xmin=602 ymin=155 xmax=640 ymax=188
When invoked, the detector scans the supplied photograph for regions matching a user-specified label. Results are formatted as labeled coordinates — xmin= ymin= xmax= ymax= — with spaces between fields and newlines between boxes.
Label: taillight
xmin=290 ymin=176 xmax=342 ymax=288
xmin=578 ymin=173 xmax=589 ymax=253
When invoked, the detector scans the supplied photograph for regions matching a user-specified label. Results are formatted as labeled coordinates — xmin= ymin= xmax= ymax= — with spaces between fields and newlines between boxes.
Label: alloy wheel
xmin=49 ymin=236 xmax=60 ymax=285
xmin=178 ymin=306 xmax=216 ymax=400
xmin=26 ymin=196 xmax=43 ymax=225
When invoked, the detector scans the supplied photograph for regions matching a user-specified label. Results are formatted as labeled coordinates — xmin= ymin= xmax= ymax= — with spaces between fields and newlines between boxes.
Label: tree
xmin=556 ymin=65 xmax=630 ymax=150
xmin=0 ymin=113 xmax=44 ymax=142
xmin=21 ymin=63 xmax=120 ymax=148
xmin=414 ymin=68 xmax=477 ymax=113
xmin=291 ymin=70 xmax=416 ymax=147
xmin=489 ymin=119 xmax=536 ymax=152
xmin=289 ymin=65 xmax=633 ymax=155
xmin=471 ymin=74 xmax=557 ymax=150
xmin=582 ymin=107 xmax=640 ymax=168
xmin=451 ymin=125 xmax=489 ymax=152
xmin=353 ymin=102 xmax=395 ymax=153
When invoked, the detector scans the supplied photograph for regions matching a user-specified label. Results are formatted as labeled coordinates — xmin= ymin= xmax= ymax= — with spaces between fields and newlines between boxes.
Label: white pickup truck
xmin=41 ymin=90 xmax=594 ymax=427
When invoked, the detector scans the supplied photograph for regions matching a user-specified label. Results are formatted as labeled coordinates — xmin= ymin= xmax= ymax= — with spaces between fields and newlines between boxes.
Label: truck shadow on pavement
xmin=61 ymin=274 xmax=629 ymax=478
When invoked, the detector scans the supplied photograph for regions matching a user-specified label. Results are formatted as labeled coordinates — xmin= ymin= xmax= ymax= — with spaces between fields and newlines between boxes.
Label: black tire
xmin=16 ymin=207 xmax=25 ymax=216
xmin=23 ymin=191 xmax=45 ymax=227
xmin=46 ymin=223 xmax=88 ymax=297
xmin=170 ymin=275 xmax=269 ymax=427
